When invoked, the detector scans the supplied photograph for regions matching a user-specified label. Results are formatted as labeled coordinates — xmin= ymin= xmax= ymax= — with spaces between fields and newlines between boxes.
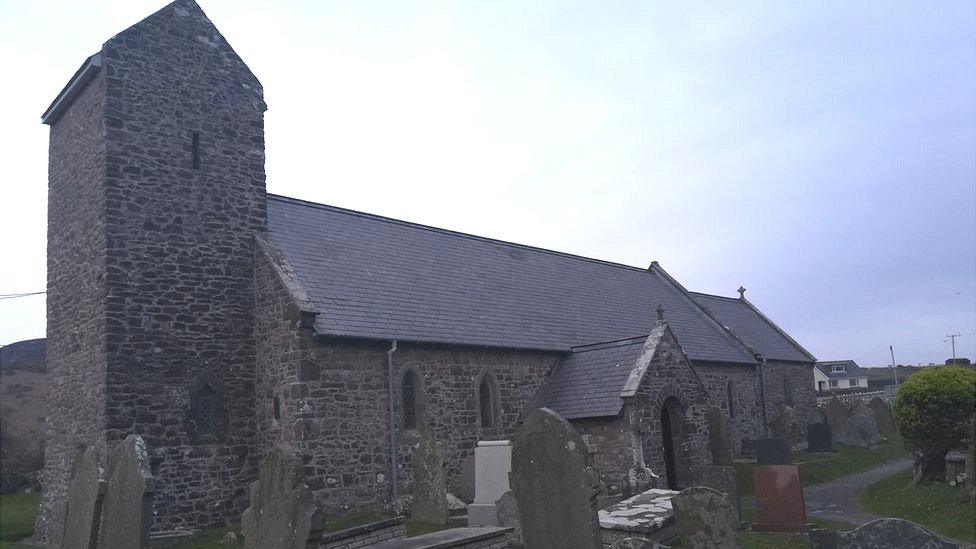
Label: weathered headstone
xmin=510 ymin=407 xmax=601 ymax=549
xmin=467 ymin=440 xmax=511 ymax=526
xmin=756 ymin=438 xmax=791 ymax=465
xmin=752 ymin=465 xmax=806 ymax=533
xmin=459 ymin=454 xmax=476 ymax=503
xmin=672 ymin=486 xmax=740 ymax=549
xmin=841 ymin=413 xmax=881 ymax=448
xmin=825 ymin=398 xmax=849 ymax=439
xmin=770 ymin=406 xmax=799 ymax=447
xmin=868 ymin=397 xmax=895 ymax=436
xmin=807 ymin=423 xmax=833 ymax=453
xmin=60 ymin=446 xmax=105 ymax=549
xmin=495 ymin=491 xmax=522 ymax=547
xmin=706 ymin=407 xmax=733 ymax=466
xmin=809 ymin=518 xmax=959 ymax=549
xmin=695 ymin=465 xmax=740 ymax=518
xmin=241 ymin=447 xmax=323 ymax=549
xmin=410 ymin=429 xmax=448 ymax=525
xmin=96 ymin=435 xmax=156 ymax=549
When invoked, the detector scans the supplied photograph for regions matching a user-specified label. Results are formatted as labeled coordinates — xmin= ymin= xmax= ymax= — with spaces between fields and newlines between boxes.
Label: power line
xmin=0 ymin=291 xmax=46 ymax=300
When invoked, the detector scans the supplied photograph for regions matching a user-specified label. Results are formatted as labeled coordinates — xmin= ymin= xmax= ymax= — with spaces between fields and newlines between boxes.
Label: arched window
xmin=188 ymin=371 xmax=225 ymax=444
xmin=726 ymin=380 xmax=735 ymax=418
xmin=477 ymin=371 xmax=498 ymax=429
xmin=401 ymin=368 xmax=424 ymax=430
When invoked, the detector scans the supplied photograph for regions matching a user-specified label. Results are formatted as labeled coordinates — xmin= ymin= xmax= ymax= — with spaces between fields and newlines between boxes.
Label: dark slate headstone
xmin=868 ymin=397 xmax=895 ymax=436
xmin=756 ymin=438 xmax=791 ymax=465
xmin=809 ymin=518 xmax=959 ymax=549
xmin=825 ymin=398 xmax=849 ymax=439
xmin=510 ymin=408 xmax=601 ymax=549
xmin=807 ymin=423 xmax=833 ymax=453
xmin=96 ymin=435 xmax=155 ymax=549
xmin=410 ymin=429 xmax=448 ymax=525
xmin=241 ymin=447 xmax=324 ymax=549
xmin=672 ymin=486 xmax=740 ymax=549
xmin=706 ymin=407 xmax=733 ymax=466
xmin=61 ymin=446 xmax=105 ymax=549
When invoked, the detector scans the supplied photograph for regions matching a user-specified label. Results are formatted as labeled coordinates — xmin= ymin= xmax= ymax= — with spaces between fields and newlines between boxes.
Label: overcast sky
xmin=1 ymin=1 xmax=973 ymax=366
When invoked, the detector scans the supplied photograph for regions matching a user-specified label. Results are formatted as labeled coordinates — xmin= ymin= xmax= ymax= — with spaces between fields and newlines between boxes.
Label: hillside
xmin=0 ymin=339 xmax=47 ymax=493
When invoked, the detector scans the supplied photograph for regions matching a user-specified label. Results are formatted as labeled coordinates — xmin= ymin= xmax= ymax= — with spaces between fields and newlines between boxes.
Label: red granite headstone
xmin=752 ymin=465 xmax=807 ymax=533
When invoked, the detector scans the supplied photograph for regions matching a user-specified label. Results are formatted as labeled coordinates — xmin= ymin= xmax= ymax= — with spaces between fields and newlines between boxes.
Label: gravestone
xmin=825 ymin=398 xmax=849 ymax=439
xmin=869 ymin=397 xmax=895 ymax=436
xmin=410 ymin=429 xmax=448 ymax=525
xmin=61 ymin=446 xmax=105 ymax=549
xmin=459 ymin=454 xmax=476 ymax=503
xmin=96 ymin=435 xmax=156 ymax=549
xmin=842 ymin=413 xmax=881 ymax=448
xmin=770 ymin=406 xmax=799 ymax=446
xmin=495 ymin=491 xmax=522 ymax=547
xmin=468 ymin=440 xmax=511 ymax=526
xmin=510 ymin=407 xmax=601 ymax=549
xmin=756 ymin=438 xmax=791 ymax=465
xmin=241 ymin=447 xmax=324 ymax=549
xmin=696 ymin=465 xmax=740 ymax=518
xmin=752 ymin=465 xmax=806 ymax=533
xmin=809 ymin=518 xmax=959 ymax=549
xmin=807 ymin=423 xmax=833 ymax=453
xmin=706 ymin=407 xmax=733 ymax=466
xmin=672 ymin=486 xmax=740 ymax=549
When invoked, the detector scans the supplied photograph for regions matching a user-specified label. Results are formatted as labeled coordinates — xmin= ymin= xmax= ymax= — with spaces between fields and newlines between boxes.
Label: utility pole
xmin=889 ymin=345 xmax=899 ymax=385
xmin=945 ymin=333 xmax=961 ymax=364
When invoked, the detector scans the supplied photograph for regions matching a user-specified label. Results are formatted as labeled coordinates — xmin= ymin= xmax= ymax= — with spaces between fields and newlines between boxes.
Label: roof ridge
xmin=689 ymin=291 xmax=740 ymax=302
xmin=268 ymin=193 xmax=651 ymax=273
xmin=569 ymin=335 xmax=650 ymax=352
xmin=739 ymin=296 xmax=817 ymax=362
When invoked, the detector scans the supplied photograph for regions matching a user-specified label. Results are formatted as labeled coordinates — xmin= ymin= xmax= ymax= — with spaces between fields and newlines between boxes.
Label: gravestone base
xmin=466 ymin=503 xmax=498 ymax=527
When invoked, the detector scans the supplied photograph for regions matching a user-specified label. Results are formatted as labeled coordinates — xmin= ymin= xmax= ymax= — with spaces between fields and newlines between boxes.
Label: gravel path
xmin=742 ymin=457 xmax=914 ymax=526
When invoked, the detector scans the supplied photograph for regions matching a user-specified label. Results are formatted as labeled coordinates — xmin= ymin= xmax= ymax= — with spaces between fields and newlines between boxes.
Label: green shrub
xmin=893 ymin=366 xmax=976 ymax=484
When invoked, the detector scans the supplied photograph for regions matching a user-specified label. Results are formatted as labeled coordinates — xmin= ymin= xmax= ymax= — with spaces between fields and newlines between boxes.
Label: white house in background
xmin=814 ymin=360 xmax=870 ymax=392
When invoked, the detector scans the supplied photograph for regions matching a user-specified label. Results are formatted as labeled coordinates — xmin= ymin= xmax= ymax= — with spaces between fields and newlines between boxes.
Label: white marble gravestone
xmin=467 ymin=440 xmax=512 ymax=526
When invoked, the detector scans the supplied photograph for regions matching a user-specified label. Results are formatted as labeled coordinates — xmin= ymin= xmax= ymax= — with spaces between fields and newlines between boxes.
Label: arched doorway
xmin=660 ymin=397 xmax=683 ymax=490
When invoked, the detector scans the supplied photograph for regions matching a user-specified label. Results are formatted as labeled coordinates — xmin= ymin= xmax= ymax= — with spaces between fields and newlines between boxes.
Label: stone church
xmin=35 ymin=0 xmax=817 ymax=539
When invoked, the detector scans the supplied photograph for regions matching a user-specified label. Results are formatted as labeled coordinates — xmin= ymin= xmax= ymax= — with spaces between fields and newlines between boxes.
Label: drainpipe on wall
xmin=756 ymin=353 xmax=770 ymax=437
xmin=387 ymin=340 xmax=399 ymax=505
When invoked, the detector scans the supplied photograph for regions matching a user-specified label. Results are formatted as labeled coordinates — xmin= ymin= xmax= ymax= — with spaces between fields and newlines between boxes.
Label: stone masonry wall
xmin=696 ymin=363 xmax=761 ymax=456
xmin=98 ymin=0 xmax=266 ymax=532
xmin=763 ymin=361 xmax=818 ymax=441
xmin=37 ymin=67 xmax=109 ymax=543
xmin=253 ymin=255 xmax=559 ymax=515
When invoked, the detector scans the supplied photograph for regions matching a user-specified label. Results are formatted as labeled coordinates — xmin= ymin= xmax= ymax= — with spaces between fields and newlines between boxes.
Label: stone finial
xmin=737 ymin=286 xmax=746 ymax=299
xmin=656 ymin=305 xmax=665 ymax=322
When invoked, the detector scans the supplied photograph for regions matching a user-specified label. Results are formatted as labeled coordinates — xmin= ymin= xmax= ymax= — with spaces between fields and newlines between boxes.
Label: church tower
xmin=39 ymin=0 xmax=266 ymax=538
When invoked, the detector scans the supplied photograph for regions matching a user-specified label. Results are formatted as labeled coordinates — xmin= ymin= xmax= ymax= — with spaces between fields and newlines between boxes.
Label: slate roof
xmin=815 ymin=360 xmax=867 ymax=379
xmin=691 ymin=293 xmax=815 ymax=363
xmin=266 ymin=195 xmax=757 ymax=364
xmin=533 ymin=337 xmax=648 ymax=419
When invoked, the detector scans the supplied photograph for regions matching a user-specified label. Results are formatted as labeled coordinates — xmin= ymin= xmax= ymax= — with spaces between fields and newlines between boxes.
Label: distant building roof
xmin=266 ymin=195 xmax=758 ymax=363
xmin=815 ymin=360 xmax=867 ymax=379
xmin=691 ymin=292 xmax=816 ymax=363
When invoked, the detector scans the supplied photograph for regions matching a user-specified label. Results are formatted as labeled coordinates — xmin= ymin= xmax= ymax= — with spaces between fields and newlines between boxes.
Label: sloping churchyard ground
xmin=862 ymin=469 xmax=976 ymax=544
xmin=734 ymin=434 xmax=909 ymax=496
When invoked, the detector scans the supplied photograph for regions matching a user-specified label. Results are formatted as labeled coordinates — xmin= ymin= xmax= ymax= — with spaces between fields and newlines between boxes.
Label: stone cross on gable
xmin=737 ymin=286 xmax=746 ymax=299
xmin=656 ymin=304 xmax=665 ymax=322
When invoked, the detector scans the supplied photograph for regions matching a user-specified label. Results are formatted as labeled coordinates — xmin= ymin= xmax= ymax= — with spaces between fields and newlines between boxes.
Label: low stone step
xmin=370 ymin=526 xmax=512 ymax=549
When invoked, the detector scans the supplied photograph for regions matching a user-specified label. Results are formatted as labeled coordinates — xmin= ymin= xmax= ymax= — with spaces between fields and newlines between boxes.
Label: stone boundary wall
xmin=320 ymin=517 xmax=405 ymax=549
xmin=817 ymin=390 xmax=889 ymax=409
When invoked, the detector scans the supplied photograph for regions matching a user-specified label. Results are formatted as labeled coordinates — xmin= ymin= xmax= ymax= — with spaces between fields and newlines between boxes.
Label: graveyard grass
xmin=735 ymin=434 xmax=908 ymax=496
xmin=0 ymin=493 xmax=37 ymax=549
xmin=861 ymin=468 xmax=976 ymax=543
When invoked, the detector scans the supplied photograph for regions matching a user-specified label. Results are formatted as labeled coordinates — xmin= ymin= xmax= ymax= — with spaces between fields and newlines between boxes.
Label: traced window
xmin=188 ymin=371 xmax=225 ymax=443
xmin=401 ymin=368 xmax=424 ymax=430
xmin=726 ymin=380 xmax=735 ymax=418
xmin=477 ymin=371 xmax=499 ymax=429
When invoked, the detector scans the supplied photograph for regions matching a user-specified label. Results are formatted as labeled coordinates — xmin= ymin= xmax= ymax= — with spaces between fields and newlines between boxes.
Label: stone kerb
xmin=467 ymin=440 xmax=511 ymax=527
xmin=671 ymin=486 xmax=740 ymax=549
xmin=241 ymin=447 xmax=324 ymax=549
xmin=59 ymin=446 xmax=105 ymax=549
xmin=510 ymin=408 xmax=602 ymax=549
xmin=809 ymin=518 xmax=960 ymax=549
xmin=96 ymin=435 xmax=156 ymax=549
